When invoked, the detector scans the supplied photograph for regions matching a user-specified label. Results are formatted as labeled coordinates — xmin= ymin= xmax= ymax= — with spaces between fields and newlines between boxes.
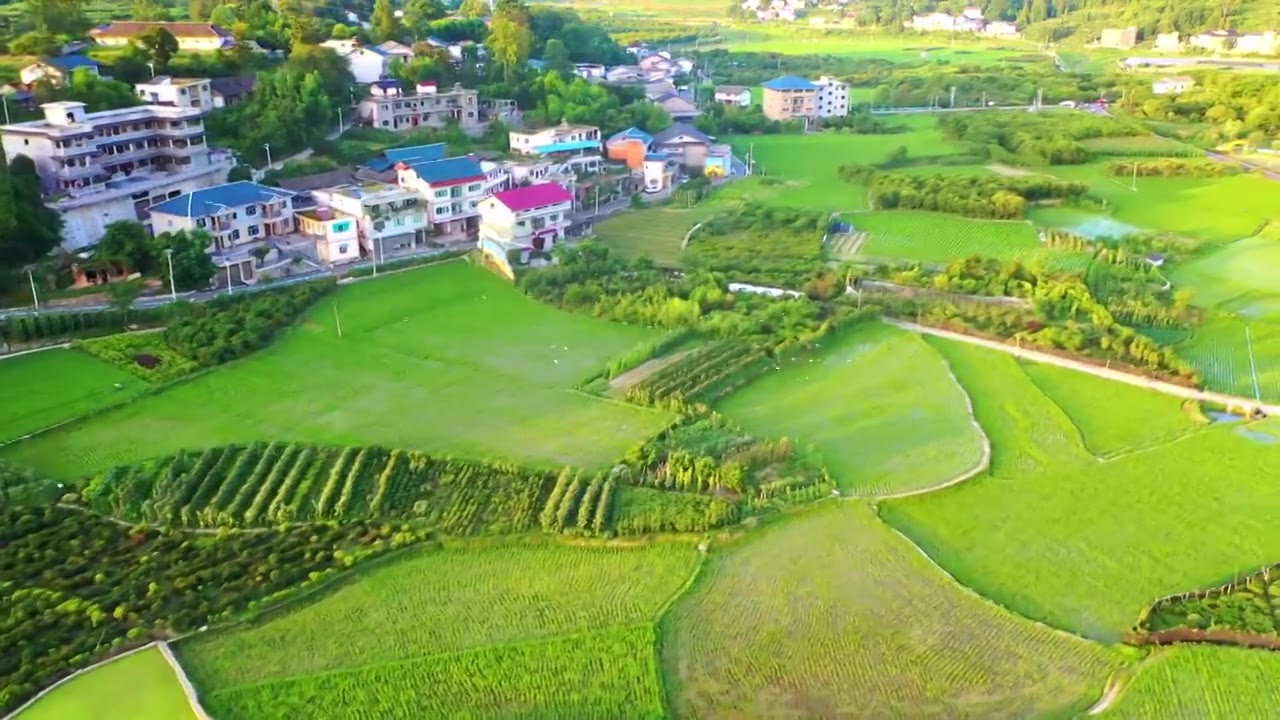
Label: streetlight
xmin=164 ymin=247 xmax=176 ymax=301
xmin=337 ymin=106 xmax=345 ymax=135
xmin=263 ymin=143 xmax=272 ymax=169
xmin=2 ymin=94 xmax=9 ymax=125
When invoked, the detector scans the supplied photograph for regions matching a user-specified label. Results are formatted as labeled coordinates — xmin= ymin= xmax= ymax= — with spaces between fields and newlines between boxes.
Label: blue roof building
xmin=45 ymin=55 xmax=101 ymax=72
xmin=148 ymin=181 xmax=294 ymax=218
xmin=364 ymin=142 xmax=448 ymax=173
xmin=607 ymin=127 xmax=653 ymax=147
xmin=399 ymin=156 xmax=486 ymax=186
xmin=762 ymin=75 xmax=818 ymax=91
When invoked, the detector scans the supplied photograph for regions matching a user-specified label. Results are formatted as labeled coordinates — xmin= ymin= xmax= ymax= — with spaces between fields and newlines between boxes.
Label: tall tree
xmin=284 ymin=45 xmax=355 ymax=105
xmin=94 ymin=221 xmax=156 ymax=275
xmin=457 ymin=0 xmax=489 ymax=19
xmin=27 ymin=0 xmax=85 ymax=35
xmin=131 ymin=0 xmax=168 ymax=21
xmin=403 ymin=0 xmax=445 ymax=39
xmin=189 ymin=0 xmax=218 ymax=21
xmin=136 ymin=27 xmax=179 ymax=71
xmin=46 ymin=68 xmax=143 ymax=112
xmin=371 ymin=0 xmax=398 ymax=42
xmin=487 ymin=7 xmax=532 ymax=82
xmin=542 ymin=37 xmax=571 ymax=76
xmin=0 ymin=155 xmax=63 ymax=270
xmin=154 ymin=230 xmax=216 ymax=292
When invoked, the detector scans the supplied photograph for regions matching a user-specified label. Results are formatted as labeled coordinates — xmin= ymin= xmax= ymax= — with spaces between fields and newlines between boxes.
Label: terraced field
xmin=661 ymin=502 xmax=1120 ymax=718
xmin=1103 ymin=646 xmax=1280 ymax=718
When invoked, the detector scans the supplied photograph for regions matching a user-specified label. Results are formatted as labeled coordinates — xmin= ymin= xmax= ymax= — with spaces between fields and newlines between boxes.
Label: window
xmin=248 ymin=225 xmax=260 ymax=236
xmin=338 ymin=243 xmax=350 ymax=254
xmin=467 ymin=183 xmax=481 ymax=192
xmin=394 ymin=217 xmax=404 ymax=226
xmin=549 ymin=214 xmax=558 ymax=221
xmin=245 ymin=205 xmax=257 ymax=216
xmin=412 ymin=214 xmax=423 ymax=223
xmin=434 ymin=189 xmax=448 ymax=199
xmin=196 ymin=218 xmax=207 ymax=228
xmin=231 ymin=229 xmax=241 ymax=240
xmin=334 ymin=221 xmax=352 ymax=233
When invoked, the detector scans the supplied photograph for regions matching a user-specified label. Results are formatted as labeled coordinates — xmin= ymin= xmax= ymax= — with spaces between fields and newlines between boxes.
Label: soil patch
xmin=133 ymin=353 xmax=161 ymax=369
xmin=608 ymin=349 xmax=695 ymax=395
xmin=986 ymin=163 xmax=1041 ymax=178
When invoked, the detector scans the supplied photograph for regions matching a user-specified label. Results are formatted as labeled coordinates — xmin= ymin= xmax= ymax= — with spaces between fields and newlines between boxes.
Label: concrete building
xmin=651 ymin=124 xmax=732 ymax=176
xmin=1099 ymin=27 xmax=1139 ymax=50
xmin=210 ymin=75 xmax=255 ymax=108
xmin=89 ymin=22 xmax=235 ymax=51
xmin=761 ymin=75 xmax=817 ymax=121
xmin=357 ymin=81 xmax=481 ymax=134
xmin=642 ymin=152 xmax=678 ymax=193
xmin=311 ymin=182 xmax=431 ymax=261
xmin=0 ymin=100 xmax=233 ymax=249
xmin=1152 ymin=76 xmax=1196 ymax=95
xmin=148 ymin=181 xmax=295 ymax=284
xmin=653 ymin=92 xmax=701 ymax=122
xmin=19 ymin=56 xmax=101 ymax=86
xmin=1190 ymin=30 xmax=1237 ymax=52
xmin=1235 ymin=31 xmax=1279 ymax=55
xmin=714 ymin=85 xmax=753 ymax=108
xmin=395 ymin=155 xmax=489 ymax=244
xmin=814 ymin=76 xmax=849 ymax=118
xmin=508 ymin=122 xmax=603 ymax=175
xmin=135 ymin=77 xmax=213 ymax=111
xmin=477 ymin=182 xmax=574 ymax=263
xmin=984 ymin=21 xmax=1019 ymax=37
xmin=1154 ymin=32 xmax=1182 ymax=52
xmin=605 ymin=127 xmax=654 ymax=170
xmin=296 ymin=205 xmax=361 ymax=265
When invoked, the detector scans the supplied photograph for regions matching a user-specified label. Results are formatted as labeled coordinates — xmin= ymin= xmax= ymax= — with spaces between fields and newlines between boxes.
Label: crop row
xmin=538 ymin=470 xmax=616 ymax=536
xmin=79 ymin=443 xmax=564 ymax=536
xmin=627 ymin=341 xmax=763 ymax=405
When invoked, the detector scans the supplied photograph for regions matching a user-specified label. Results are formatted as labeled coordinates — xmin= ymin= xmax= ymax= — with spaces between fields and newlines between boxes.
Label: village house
xmin=322 ymin=41 xmax=398 ymax=84
xmin=1235 ymin=31 xmax=1279 ymax=55
xmin=377 ymin=41 xmax=415 ymax=62
xmin=310 ymin=182 xmax=431 ymax=262
xmin=604 ymin=127 xmax=653 ymax=170
xmin=147 ymin=181 xmax=295 ymax=284
xmin=294 ymin=205 xmax=361 ymax=265
xmin=19 ymin=56 xmax=101 ymax=87
xmin=1154 ymin=32 xmax=1182 ymax=52
xmin=357 ymin=81 xmax=482 ymax=135
xmin=643 ymin=81 xmax=677 ymax=100
xmin=574 ymin=63 xmax=606 ymax=80
xmin=1152 ymin=76 xmax=1196 ymax=95
xmin=652 ymin=124 xmax=732 ymax=176
xmin=984 ymin=21 xmax=1019 ymax=38
xmin=395 ymin=155 xmax=489 ymax=244
xmin=762 ymin=75 xmax=848 ymax=122
xmin=89 ymin=22 xmax=235 ymax=51
xmin=1189 ymin=29 xmax=1237 ymax=52
xmin=0 ymin=100 xmax=233 ymax=249
xmin=653 ymin=92 xmax=701 ymax=122
xmin=714 ymin=85 xmax=753 ymax=108
xmin=135 ymin=77 xmax=213 ymax=111
xmin=508 ymin=122 xmax=603 ymax=175
xmin=477 ymin=182 xmax=574 ymax=263
xmin=643 ymin=152 xmax=679 ymax=193
xmin=209 ymin=75 xmax=255 ymax=108
xmin=1098 ymin=27 xmax=1139 ymax=50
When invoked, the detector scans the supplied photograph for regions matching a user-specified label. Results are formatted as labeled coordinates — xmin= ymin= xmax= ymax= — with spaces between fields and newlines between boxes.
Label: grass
xmin=1 ymin=263 xmax=672 ymax=479
xmin=1169 ymin=234 xmax=1280 ymax=310
xmin=717 ymin=323 xmax=986 ymax=495
xmin=177 ymin=541 xmax=698 ymax=688
xmin=852 ymin=210 xmax=1092 ymax=270
xmin=17 ymin=646 xmax=193 ymax=720
xmin=1180 ymin=315 xmax=1280 ymax=402
xmin=1019 ymin=361 xmax=1198 ymax=457
xmin=1046 ymin=163 xmax=1280 ymax=244
xmin=705 ymin=28 xmax=1042 ymax=65
xmin=0 ymin=348 xmax=148 ymax=444
xmin=199 ymin=625 xmax=667 ymax=720
xmin=1102 ymin=645 xmax=1280 ymax=718
xmin=660 ymin=501 xmax=1120 ymax=718
xmin=882 ymin=336 xmax=1280 ymax=641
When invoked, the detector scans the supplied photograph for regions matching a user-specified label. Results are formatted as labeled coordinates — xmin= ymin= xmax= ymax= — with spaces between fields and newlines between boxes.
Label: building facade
xmin=1099 ymin=27 xmax=1139 ymax=49
xmin=714 ymin=86 xmax=753 ymax=107
xmin=813 ymin=76 xmax=849 ymax=118
xmin=508 ymin=122 xmax=604 ymax=175
xmin=395 ymin=155 xmax=489 ymax=244
xmin=148 ymin=181 xmax=295 ymax=283
xmin=0 ymin=101 xmax=233 ymax=248
xmin=311 ymin=183 xmax=431 ymax=260
xmin=477 ymin=182 xmax=574 ymax=263
xmin=357 ymin=82 xmax=482 ymax=134
xmin=89 ymin=22 xmax=235 ymax=50
xmin=135 ymin=77 xmax=214 ymax=111
xmin=761 ymin=75 xmax=817 ymax=121
xmin=19 ymin=56 xmax=101 ymax=86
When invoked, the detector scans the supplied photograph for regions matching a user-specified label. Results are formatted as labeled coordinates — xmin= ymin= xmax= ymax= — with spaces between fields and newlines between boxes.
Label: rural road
xmin=885 ymin=318 xmax=1280 ymax=415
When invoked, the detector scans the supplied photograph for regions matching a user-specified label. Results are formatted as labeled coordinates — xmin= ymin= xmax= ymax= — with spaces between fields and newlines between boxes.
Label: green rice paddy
xmin=0 ymin=348 xmax=147 ymax=444
xmin=16 ymin=647 xmax=193 ymax=720
xmin=852 ymin=210 xmax=1091 ymax=270
xmin=1102 ymin=645 xmax=1280 ymax=718
xmin=1169 ymin=234 xmax=1280 ymax=310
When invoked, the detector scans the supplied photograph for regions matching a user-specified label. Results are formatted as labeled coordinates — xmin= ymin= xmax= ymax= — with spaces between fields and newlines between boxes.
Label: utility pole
xmin=371 ymin=236 xmax=379 ymax=277
xmin=164 ymin=248 xmax=176 ymax=301
xmin=337 ymin=106 xmax=345 ymax=135
xmin=27 ymin=268 xmax=39 ymax=309
xmin=949 ymin=86 xmax=956 ymax=109
xmin=225 ymin=265 xmax=233 ymax=295
xmin=1132 ymin=160 xmax=1138 ymax=191
xmin=2 ymin=94 xmax=9 ymax=124
xmin=263 ymin=143 xmax=272 ymax=169
xmin=981 ymin=90 xmax=987 ymax=108
xmin=593 ymin=185 xmax=599 ymax=215
xmin=333 ymin=302 xmax=343 ymax=338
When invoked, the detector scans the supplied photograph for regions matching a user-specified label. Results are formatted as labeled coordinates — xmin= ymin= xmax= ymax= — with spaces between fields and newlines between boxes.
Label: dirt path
xmin=986 ymin=163 xmax=1041 ymax=177
xmin=1087 ymin=672 xmax=1124 ymax=715
xmin=608 ymin=350 xmax=694 ymax=394
xmin=158 ymin=641 xmax=212 ymax=720
xmin=885 ymin=319 xmax=1280 ymax=416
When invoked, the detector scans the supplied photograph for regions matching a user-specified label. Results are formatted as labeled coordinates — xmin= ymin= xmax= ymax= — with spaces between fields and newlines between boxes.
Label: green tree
xmin=457 ymin=0 xmax=489 ymax=19
xmin=283 ymin=45 xmax=355 ymax=105
xmin=27 ymin=0 xmax=85 ymax=34
xmin=371 ymin=0 xmax=398 ymax=42
xmin=45 ymin=68 xmax=142 ymax=112
xmin=155 ymin=230 xmax=216 ymax=291
xmin=94 ymin=221 xmax=156 ymax=275
xmin=403 ymin=0 xmax=446 ymax=39
xmin=0 ymin=154 xmax=63 ymax=271
xmin=9 ymin=31 xmax=61 ymax=56
xmin=542 ymin=37 xmax=571 ymax=76
xmin=487 ymin=8 xmax=532 ymax=83
xmin=136 ymin=26 xmax=180 ymax=71
xmin=131 ymin=0 xmax=168 ymax=20
xmin=189 ymin=0 xmax=217 ymax=20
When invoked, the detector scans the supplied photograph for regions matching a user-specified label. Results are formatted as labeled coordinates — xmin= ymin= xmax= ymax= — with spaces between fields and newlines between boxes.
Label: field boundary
xmin=0 ymin=643 xmax=159 ymax=720
xmin=158 ymin=641 xmax=212 ymax=720
xmin=680 ymin=222 xmax=706 ymax=250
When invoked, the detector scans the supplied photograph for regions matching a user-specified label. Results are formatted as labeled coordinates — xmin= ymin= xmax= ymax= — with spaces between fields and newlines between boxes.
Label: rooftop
xmin=530 ymin=139 xmax=601 ymax=154
xmin=652 ymin=123 xmax=712 ymax=145
xmin=137 ymin=76 xmax=207 ymax=88
xmin=716 ymin=85 xmax=750 ymax=94
xmin=276 ymin=167 xmax=358 ymax=192
xmin=364 ymin=142 xmax=447 ymax=172
xmin=399 ymin=155 xmax=486 ymax=185
xmin=324 ymin=182 xmax=418 ymax=202
xmin=762 ymin=75 xmax=818 ymax=91
xmin=492 ymin=182 xmax=573 ymax=212
xmin=41 ymin=55 xmax=100 ymax=71
xmin=1 ymin=101 xmax=204 ymax=135
xmin=209 ymin=75 xmax=256 ymax=97
xmin=89 ymin=21 xmax=232 ymax=39
xmin=606 ymin=127 xmax=653 ymax=146
xmin=149 ymin=181 xmax=294 ymax=217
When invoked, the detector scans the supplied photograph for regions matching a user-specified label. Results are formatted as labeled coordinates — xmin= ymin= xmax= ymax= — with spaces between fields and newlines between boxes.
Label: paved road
xmin=886 ymin=318 xmax=1280 ymax=415
xmin=870 ymin=104 xmax=1035 ymax=115
xmin=1205 ymin=151 xmax=1280 ymax=182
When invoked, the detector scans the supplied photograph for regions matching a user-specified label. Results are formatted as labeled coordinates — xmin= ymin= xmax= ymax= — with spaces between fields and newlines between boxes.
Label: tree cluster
xmin=1106 ymin=159 xmax=1242 ymax=178
xmin=1119 ymin=72 xmax=1280 ymax=148
xmin=206 ymin=63 xmax=341 ymax=165
xmin=844 ymin=168 xmax=1088 ymax=219
xmin=517 ymin=72 xmax=671 ymax=135
xmin=164 ymin=279 xmax=335 ymax=366
xmin=684 ymin=205 xmax=830 ymax=288
xmin=0 ymin=154 xmax=64 ymax=297
xmin=939 ymin=111 xmax=1149 ymax=166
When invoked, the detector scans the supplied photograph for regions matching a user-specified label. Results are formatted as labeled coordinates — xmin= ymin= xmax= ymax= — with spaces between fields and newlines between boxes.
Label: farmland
xmin=660 ymin=502 xmax=1120 ymax=718
xmin=1179 ymin=315 xmax=1280 ymax=402
xmin=1169 ymin=233 xmax=1280 ymax=309
xmin=852 ymin=210 xmax=1092 ymax=270
xmin=1103 ymin=646 xmax=1280 ymax=718
xmin=0 ymin=348 xmax=147 ymax=444
xmin=15 ymin=647 xmax=193 ymax=720
xmin=1 ymin=262 xmax=672 ymax=478
xmin=177 ymin=542 xmax=696 ymax=679
xmin=1026 ymin=206 xmax=1146 ymax=240
xmin=717 ymin=324 xmax=986 ymax=495
xmin=882 ymin=337 xmax=1280 ymax=641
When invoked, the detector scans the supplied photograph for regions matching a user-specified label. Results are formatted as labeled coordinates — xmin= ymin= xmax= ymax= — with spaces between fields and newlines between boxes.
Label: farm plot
xmin=1180 ymin=316 xmax=1280 ymax=402
xmin=1169 ymin=234 xmax=1280 ymax=310
xmin=717 ymin=323 xmax=986 ymax=495
xmin=1079 ymin=135 xmax=1200 ymax=157
xmin=176 ymin=541 xmax=699 ymax=692
xmin=199 ymin=625 xmax=666 ymax=720
xmin=1019 ymin=361 xmax=1198 ymax=457
xmin=2 ymin=263 xmax=672 ymax=478
xmin=1027 ymin=207 xmax=1146 ymax=240
xmin=1102 ymin=646 xmax=1280 ymax=719
xmin=853 ymin=210 xmax=1091 ymax=270
xmin=660 ymin=502 xmax=1120 ymax=719
xmin=882 ymin=338 xmax=1280 ymax=641
xmin=0 ymin=348 xmax=147 ymax=444
xmin=15 ymin=646 xmax=193 ymax=720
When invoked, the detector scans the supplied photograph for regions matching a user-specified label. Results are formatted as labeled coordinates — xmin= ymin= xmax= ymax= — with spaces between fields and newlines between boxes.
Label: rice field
xmin=1169 ymin=234 xmax=1280 ymax=310
xmin=717 ymin=323 xmax=986 ymax=495
xmin=1046 ymin=163 xmax=1280 ymax=244
xmin=1102 ymin=646 xmax=1280 ymax=719
xmin=852 ymin=210 xmax=1092 ymax=270
xmin=1180 ymin=315 xmax=1280 ymax=402
xmin=882 ymin=337 xmax=1280 ymax=641
xmin=0 ymin=348 xmax=148 ymax=444
xmin=660 ymin=501 xmax=1121 ymax=718
xmin=176 ymin=541 xmax=699 ymax=691
xmin=1019 ymin=361 xmax=1198 ymax=457
xmin=16 ymin=647 xmax=193 ymax=720
xmin=1027 ymin=206 xmax=1146 ymax=240
xmin=1 ymin=263 xmax=672 ymax=478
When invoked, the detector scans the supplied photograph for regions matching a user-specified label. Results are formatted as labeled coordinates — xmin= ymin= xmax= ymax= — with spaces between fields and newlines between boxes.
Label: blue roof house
xmin=761 ymin=75 xmax=821 ymax=122
xmin=20 ymin=55 xmax=101 ymax=86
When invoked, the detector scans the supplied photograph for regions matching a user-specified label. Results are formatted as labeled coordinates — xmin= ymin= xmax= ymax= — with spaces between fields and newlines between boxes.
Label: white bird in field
xmin=553 ymin=359 xmax=559 ymax=364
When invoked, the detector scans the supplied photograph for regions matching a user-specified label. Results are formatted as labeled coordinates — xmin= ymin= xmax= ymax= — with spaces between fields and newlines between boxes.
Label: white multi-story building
xmin=814 ymin=76 xmax=849 ymax=118
xmin=0 ymin=100 xmax=233 ymax=249
xmin=477 ymin=182 xmax=574 ymax=263
xmin=148 ymin=181 xmax=295 ymax=284
xmin=395 ymin=155 xmax=489 ymax=244
xmin=135 ymin=76 xmax=214 ymax=111
xmin=508 ymin=122 xmax=603 ymax=175
xmin=311 ymin=182 xmax=431 ymax=260
xmin=321 ymin=40 xmax=396 ymax=84
xmin=357 ymin=81 xmax=482 ymax=134
xmin=295 ymin=205 xmax=362 ymax=265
